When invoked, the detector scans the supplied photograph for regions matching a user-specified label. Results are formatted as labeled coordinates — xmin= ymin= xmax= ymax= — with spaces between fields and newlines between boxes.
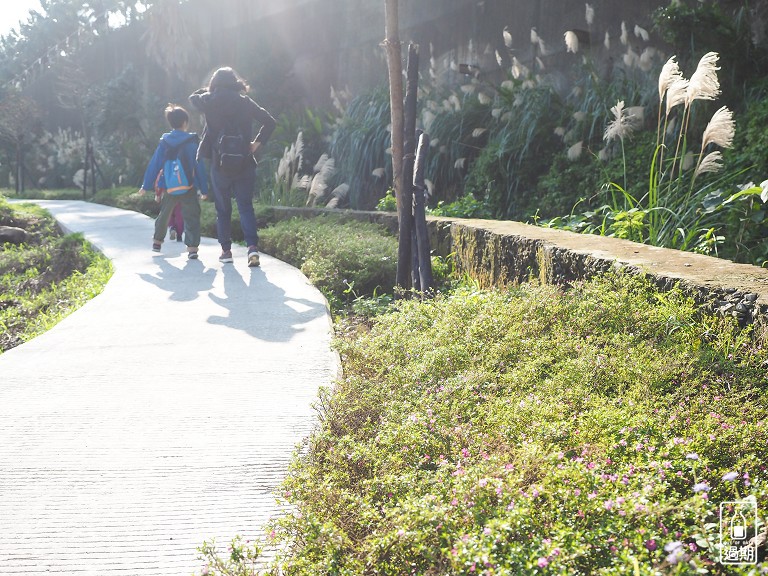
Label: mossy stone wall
xmin=266 ymin=207 xmax=768 ymax=329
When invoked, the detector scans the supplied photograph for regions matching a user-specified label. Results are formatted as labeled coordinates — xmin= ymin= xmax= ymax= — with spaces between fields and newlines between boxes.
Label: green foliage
xmin=430 ymin=193 xmax=492 ymax=219
xmin=535 ymin=153 xmax=607 ymax=218
xmin=732 ymin=81 xmax=768 ymax=180
xmin=465 ymin=83 xmax=565 ymax=219
xmin=0 ymin=198 xmax=112 ymax=352
xmin=328 ymin=87 xmax=392 ymax=210
xmin=258 ymin=109 xmax=336 ymax=207
xmin=420 ymin=87 xmax=494 ymax=205
xmin=652 ymin=1 xmax=767 ymax=103
xmin=197 ymin=537 xmax=263 ymax=576
xmin=264 ymin=272 xmax=768 ymax=574
xmin=541 ymin=50 xmax=768 ymax=265
xmin=91 ymin=187 xmax=161 ymax=217
xmin=375 ymin=188 xmax=397 ymax=212
xmin=258 ymin=216 xmax=397 ymax=310
xmin=89 ymin=64 xmax=161 ymax=187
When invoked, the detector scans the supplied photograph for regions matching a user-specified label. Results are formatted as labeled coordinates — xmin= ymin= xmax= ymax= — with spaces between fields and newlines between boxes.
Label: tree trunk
xmin=413 ymin=131 xmax=434 ymax=295
xmin=397 ymin=42 xmax=420 ymax=292
xmin=385 ymin=0 xmax=413 ymax=292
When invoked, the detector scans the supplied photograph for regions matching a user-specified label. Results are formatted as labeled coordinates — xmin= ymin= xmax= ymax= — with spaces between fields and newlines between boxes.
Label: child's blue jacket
xmin=141 ymin=129 xmax=209 ymax=195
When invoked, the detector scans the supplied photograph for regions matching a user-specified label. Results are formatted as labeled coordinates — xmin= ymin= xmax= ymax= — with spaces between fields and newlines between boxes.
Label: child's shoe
xmin=247 ymin=246 xmax=260 ymax=267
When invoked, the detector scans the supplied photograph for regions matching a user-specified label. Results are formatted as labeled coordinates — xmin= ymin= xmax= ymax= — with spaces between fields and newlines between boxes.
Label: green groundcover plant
xmin=0 ymin=198 xmax=112 ymax=352
xmin=258 ymin=216 xmax=397 ymax=311
xmin=199 ymin=272 xmax=768 ymax=575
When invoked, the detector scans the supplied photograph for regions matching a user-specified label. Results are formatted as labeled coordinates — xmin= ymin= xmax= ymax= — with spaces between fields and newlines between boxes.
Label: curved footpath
xmin=0 ymin=200 xmax=338 ymax=575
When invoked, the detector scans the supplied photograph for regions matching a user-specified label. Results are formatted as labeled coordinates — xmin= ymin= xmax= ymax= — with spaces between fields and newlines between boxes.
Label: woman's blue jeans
xmin=210 ymin=164 xmax=259 ymax=250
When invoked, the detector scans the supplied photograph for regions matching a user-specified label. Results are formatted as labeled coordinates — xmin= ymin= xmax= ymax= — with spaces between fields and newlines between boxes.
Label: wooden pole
xmin=413 ymin=131 xmax=434 ymax=295
xmin=82 ymin=138 xmax=89 ymax=200
xmin=15 ymin=141 xmax=23 ymax=195
xmin=383 ymin=0 xmax=403 ymax=206
xmin=396 ymin=42 xmax=419 ymax=293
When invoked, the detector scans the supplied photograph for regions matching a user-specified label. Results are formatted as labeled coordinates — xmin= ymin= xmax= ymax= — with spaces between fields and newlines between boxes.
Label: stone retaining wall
xmin=266 ymin=206 xmax=768 ymax=329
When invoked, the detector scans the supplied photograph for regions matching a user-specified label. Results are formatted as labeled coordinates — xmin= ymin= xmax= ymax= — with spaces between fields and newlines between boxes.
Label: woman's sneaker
xmin=247 ymin=246 xmax=260 ymax=267
xmin=152 ymin=242 xmax=162 ymax=252
xmin=219 ymin=250 xmax=233 ymax=263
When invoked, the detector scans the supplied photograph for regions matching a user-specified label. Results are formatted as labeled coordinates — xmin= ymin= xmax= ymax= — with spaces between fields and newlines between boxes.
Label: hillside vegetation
xmin=0 ymin=196 xmax=112 ymax=352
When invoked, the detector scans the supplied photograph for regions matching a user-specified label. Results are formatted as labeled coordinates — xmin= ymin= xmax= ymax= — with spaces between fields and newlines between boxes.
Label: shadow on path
xmin=207 ymin=265 xmax=327 ymax=343
xmin=138 ymin=257 xmax=217 ymax=302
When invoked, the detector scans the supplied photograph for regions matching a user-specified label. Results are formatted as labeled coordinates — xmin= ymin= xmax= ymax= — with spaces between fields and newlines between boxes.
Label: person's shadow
xmin=207 ymin=265 xmax=327 ymax=342
xmin=139 ymin=257 xmax=217 ymax=302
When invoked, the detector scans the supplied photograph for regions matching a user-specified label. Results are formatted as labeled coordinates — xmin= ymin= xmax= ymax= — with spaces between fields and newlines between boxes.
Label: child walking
xmin=189 ymin=67 xmax=275 ymax=266
xmin=139 ymin=104 xmax=209 ymax=259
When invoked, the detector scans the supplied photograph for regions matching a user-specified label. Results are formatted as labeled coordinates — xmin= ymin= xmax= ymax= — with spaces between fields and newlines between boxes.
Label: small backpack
xmin=163 ymin=142 xmax=194 ymax=195
xmin=215 ymin=116 xmax=250 ymax=175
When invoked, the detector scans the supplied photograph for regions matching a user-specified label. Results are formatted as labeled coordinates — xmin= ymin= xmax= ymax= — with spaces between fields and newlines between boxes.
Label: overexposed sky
xmin=0 ymin=1 xmax=44 ymax=37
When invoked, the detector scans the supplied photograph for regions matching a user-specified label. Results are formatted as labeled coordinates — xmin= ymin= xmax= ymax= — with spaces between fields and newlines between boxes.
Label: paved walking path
xmin=0 ymin=200 xmax=338 ymax=575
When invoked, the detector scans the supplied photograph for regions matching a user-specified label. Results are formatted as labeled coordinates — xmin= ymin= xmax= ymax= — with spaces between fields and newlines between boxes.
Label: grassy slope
xmin=270 ymin=274 xmax=767 ymax=575
xmin=0 ymin=197 xmax=112 ymax=353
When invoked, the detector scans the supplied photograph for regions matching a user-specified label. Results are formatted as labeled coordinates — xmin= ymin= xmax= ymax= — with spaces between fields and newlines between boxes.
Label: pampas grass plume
xmin=585 ymin=3 xmax=594 ymax=26
xmin=701 ymin=106 xmax=734 ymax=150
xmin=564 ymin=31 xmax=579 ymax=53
xmin=658 ymin=56 xmax=682 ymax=101
xmin=567 ymin=141 xmax=583 ymax=161
xmin=665 ymin=78 xmax=688 ymax=116
xmin=686 ymin=51 xmax=720 ymax=106
xmin=695 ymin=151 xmax=723 ymax=176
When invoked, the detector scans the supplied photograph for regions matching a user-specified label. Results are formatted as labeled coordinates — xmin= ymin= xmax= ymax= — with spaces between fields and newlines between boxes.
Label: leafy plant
xmin=258 ymin=216 xmax=397 ymax=311
xmin=430 ymin=192 xmax=492 ymax=219
xmin=328 ymin=86 xmax=392 ymax=210
xmin=375 ymin=188 xmax=397 ymax=212
xmin=541 ymin=51 xmax=768 ymax=264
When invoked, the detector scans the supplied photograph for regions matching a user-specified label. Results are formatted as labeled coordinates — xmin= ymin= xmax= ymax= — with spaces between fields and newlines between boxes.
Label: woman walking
xmin=189 ymin=67 xmax=276 ymax=266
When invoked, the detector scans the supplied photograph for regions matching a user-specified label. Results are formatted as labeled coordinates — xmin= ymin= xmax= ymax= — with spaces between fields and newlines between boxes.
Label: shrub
xmin=430 ymin=193 xmax=493 ymax=219
xmin=258 ymin=216 xmax=397 ymax=309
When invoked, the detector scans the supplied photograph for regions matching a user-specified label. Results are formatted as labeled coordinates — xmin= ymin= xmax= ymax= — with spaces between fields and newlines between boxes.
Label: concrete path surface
xmin=0 ymin=200 xmax=337 ymax=575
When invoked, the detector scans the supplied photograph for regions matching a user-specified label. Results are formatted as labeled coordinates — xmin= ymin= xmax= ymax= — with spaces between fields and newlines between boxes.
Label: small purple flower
xmin=645 ymin=539 xmax=657 ymax=552
xmin=537 ymin=556 xmax=549 ymax=568
xmin=686 ymin=453 xmax=699 ymax=460
xmin=664 ymin=541 xmax=683 ymax=553
xmin=693 ymin=482 xmax=710 ymax=493
xmin=722 ymin=471 xmax=739 ymax=482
